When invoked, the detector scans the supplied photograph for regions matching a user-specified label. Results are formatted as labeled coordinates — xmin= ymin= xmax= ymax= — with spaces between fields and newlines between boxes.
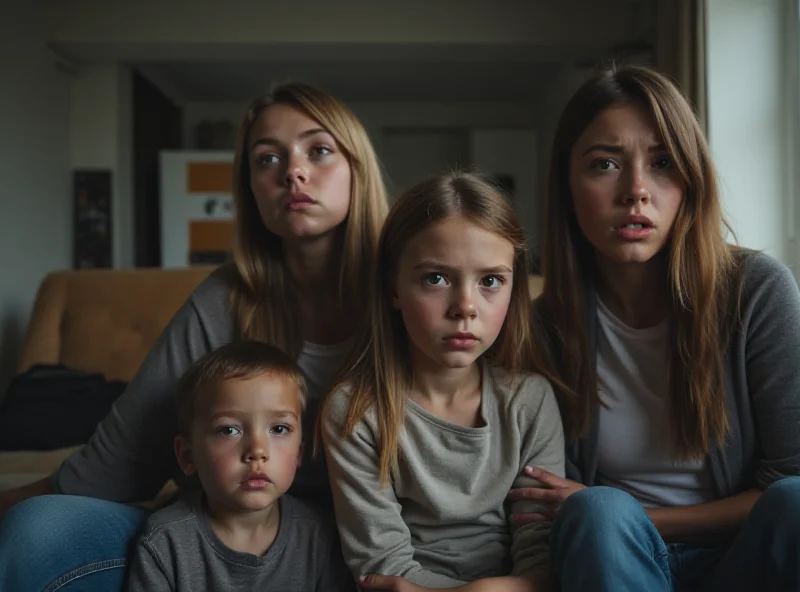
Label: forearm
xmin=647 ymin=489 xmax=761 ymax=542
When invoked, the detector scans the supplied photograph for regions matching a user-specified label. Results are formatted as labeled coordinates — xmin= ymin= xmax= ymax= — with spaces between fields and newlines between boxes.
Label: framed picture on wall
xmin=74 ymin=170 xmax=112 ymax=269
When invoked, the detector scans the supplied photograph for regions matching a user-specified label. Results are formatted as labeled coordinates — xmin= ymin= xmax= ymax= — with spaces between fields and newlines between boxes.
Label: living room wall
xmin=0 ymin=3 xmax=72 ymax=394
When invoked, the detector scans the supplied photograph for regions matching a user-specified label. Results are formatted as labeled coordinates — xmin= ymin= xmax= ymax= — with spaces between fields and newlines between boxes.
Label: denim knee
xmin=555 ymin=486 xmax=646 ymax=530
xmin=752 ymin=477 xmax=800 ymax=539
xmin=551 ymin=486 xmax=659 ymax=555
xmin=0 ymin=495 xmax=148 ymax=592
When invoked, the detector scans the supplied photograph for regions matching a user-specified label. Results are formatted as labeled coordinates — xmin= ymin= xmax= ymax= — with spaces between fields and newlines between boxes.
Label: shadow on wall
xmin=0 ymin=310 xmax=25 ymax=404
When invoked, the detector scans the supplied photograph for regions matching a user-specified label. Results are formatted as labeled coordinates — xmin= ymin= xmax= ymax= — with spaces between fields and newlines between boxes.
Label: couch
xmin=0 ymin=267 xmax=213 ymax=492
xmin=0 ymin=267 xmax=545 ymax=494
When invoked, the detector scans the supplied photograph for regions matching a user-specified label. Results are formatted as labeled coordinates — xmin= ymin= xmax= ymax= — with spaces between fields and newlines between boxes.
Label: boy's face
xmin=176 ymin=373 xmax=303 ymax=515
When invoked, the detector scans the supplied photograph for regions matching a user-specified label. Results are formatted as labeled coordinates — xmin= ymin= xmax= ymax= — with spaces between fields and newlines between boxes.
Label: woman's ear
xmin=174 ymin=435 xmax=197 ymax=476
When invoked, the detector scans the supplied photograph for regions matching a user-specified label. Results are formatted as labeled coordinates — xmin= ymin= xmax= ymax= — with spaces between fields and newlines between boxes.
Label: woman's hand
xmin=507 ymin=466 xmax=586 ymax=524
xmin=359 ymin=575 xmax=425 ymax=591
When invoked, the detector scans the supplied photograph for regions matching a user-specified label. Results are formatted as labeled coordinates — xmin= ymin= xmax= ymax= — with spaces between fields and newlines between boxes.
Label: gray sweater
xmin=322 ymin=364 xmax=565 ymax=588
xmin=54 ymin=265 xmax=337 ymax=506
xmin=547 ymin=252 xmax=800 ymax=495
xmin=127 ymin=492 xmax=355 ymax=591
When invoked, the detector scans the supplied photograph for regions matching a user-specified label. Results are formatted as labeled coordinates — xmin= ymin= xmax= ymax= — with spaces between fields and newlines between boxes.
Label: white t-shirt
xmin=595 ymin=298 xmax=713 ymax=508
xmin=291 ymin=339 xmax=353 ymax=495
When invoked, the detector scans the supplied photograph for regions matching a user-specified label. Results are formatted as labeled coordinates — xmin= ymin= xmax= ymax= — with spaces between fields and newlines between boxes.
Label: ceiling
xmin=135 ymin=57 xmax=567 ymax=103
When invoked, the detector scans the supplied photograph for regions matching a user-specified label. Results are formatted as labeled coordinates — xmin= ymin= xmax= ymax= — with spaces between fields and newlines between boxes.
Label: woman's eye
xmin=653 ymin=155 xmax=674 ymax=169
xmin=256 ymin=153 xmax=280 ymax=166
xmin=424 ymin=273 xmax=447 ymax=286
xmin=480 ymin=275 xmax=504 ymax=289
xmin=311 ymin=145 xmax=332 ymax=157
xmin=593 ymin=158 xmax=618 ymax=171
xmin=217 ymin=426 xmax=241 ymax=437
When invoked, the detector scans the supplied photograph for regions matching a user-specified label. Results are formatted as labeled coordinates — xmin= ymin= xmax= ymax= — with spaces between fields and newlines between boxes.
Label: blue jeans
xmin=0 ymin=495 xmax=149 ymax=592
xmin=550 ymin=478 xmax=800 ymax=592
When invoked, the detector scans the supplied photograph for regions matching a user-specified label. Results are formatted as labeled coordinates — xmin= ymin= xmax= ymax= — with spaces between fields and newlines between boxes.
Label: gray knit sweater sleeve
xmin=321 ymin=387 xmax=466 ymax=588
xmin=509 ymin=376 xmax=564 ymax=576
xmin=740 ymin=252 xmax=800 ymax=488
xmin=54 ymin=268 xmax=235 ymax=501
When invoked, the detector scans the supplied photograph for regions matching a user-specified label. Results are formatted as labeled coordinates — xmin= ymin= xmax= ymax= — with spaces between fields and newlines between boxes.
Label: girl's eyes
xmin=480 ymin=275 xmax=504 ymax=289
xmin=422 ymin=273 xmax=506 ymax=289
xmin=270 ymin=424 xmax=292 ymax=436
xmin=424 ymin=273 xmax=448 ymax=286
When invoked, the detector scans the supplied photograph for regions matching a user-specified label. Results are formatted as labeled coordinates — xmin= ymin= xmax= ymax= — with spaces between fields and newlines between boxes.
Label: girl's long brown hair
xmin=536 ymin=65 xmax=741 ymax=460
xmin=229 ymin=82 xmax=388 ymax=356
xmin=324 ymin=172 xmax=534 ymax=484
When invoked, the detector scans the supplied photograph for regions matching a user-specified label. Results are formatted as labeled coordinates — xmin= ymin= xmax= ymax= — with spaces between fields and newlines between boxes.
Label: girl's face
xmin=392 ymin=215 xmax=515 ymax=372
xmin=248 ymin=103 xmax=352 ymax=243
xmin=569 ymin=102 xmax=684 ymax=269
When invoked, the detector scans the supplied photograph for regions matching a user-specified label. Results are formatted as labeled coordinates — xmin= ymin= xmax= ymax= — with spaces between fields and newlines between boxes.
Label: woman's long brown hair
xmin=229 ymin=82 xmax=388 ymax=356
xmin=324 ymin=172 xmax=534 ymax=484
xmin=536 ymin=65 xmax=741 ymax=460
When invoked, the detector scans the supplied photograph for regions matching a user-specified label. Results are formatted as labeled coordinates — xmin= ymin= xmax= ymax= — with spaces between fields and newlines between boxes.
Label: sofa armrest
xmin=17 ymin=272 xmax=68 ymax=374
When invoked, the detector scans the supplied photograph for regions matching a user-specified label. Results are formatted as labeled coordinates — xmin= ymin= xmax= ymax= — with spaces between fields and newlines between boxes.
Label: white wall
xmin=182 ymin=100 xmax=541 ymax=150
xmin=0 ymin=2 xmax=72 ymax=392
xmin=70 ymin=64 xmax=135 ymax=268
xmin=706 ymin=0 xmax=795 ymax=268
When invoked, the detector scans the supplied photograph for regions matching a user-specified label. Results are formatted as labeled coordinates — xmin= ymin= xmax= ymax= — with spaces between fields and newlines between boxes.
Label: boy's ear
xmin=175 ymin=435 xmax=196 ymax=476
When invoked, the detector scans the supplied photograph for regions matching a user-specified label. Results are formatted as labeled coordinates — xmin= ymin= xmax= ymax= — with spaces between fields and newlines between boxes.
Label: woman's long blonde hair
xmin=324 ymin=172 xmax=534 ymax=484
xmin=535 ymin=65 xmax=741 ymax=460
xmin=229 ymin=82 xmax=388 ymax=355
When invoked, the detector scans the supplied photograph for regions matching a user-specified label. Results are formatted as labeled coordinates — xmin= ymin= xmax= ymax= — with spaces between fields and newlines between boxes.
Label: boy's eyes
xmin=216 ymin=426 xmax=241 ymax=437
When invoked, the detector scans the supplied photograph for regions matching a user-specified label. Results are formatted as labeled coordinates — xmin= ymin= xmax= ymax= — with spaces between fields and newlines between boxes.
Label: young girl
xmin=509 ymin=65 xmax=800 ymax=591
xmin=0 ymin=82 xmax=387 ymax=592
xmin=321 ymin=172 xmax=563 ymax=592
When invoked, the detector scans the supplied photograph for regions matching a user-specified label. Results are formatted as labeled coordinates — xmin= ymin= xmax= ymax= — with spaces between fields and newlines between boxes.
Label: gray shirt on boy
xmin=127 ymin=492 xmax=355 ymax=591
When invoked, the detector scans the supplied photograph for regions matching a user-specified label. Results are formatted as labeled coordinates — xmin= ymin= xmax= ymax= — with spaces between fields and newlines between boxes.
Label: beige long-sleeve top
xmin=322 ymin=363 xmax=565 ymax=588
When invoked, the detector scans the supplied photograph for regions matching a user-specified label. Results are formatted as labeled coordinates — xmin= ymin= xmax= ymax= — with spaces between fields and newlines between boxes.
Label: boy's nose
xmin=244 ymin=441 xmax=269 ymax=463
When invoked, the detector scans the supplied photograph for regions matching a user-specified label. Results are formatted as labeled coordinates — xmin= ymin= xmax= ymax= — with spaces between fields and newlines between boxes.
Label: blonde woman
xmin=509 ymin=65 xmax=800 ymax=591
xmin=0 ymin=82 xmax=388 ymax=592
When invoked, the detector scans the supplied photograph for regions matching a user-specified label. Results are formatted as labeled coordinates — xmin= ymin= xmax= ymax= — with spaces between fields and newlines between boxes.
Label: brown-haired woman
xmin=0 ymin=82 xmax=387 ymax=592
xmin=508 ymin=65 xmax=800 ymax=591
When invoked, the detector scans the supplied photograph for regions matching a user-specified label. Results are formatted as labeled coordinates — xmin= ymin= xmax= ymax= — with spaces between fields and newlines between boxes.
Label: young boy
xmin=127 ymin=341 xmax=355 ymax=591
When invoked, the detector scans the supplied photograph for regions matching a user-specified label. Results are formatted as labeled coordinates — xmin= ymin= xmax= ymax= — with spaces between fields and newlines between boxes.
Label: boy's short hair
xmin=175 ymin=341 xmax=307 ymax=435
